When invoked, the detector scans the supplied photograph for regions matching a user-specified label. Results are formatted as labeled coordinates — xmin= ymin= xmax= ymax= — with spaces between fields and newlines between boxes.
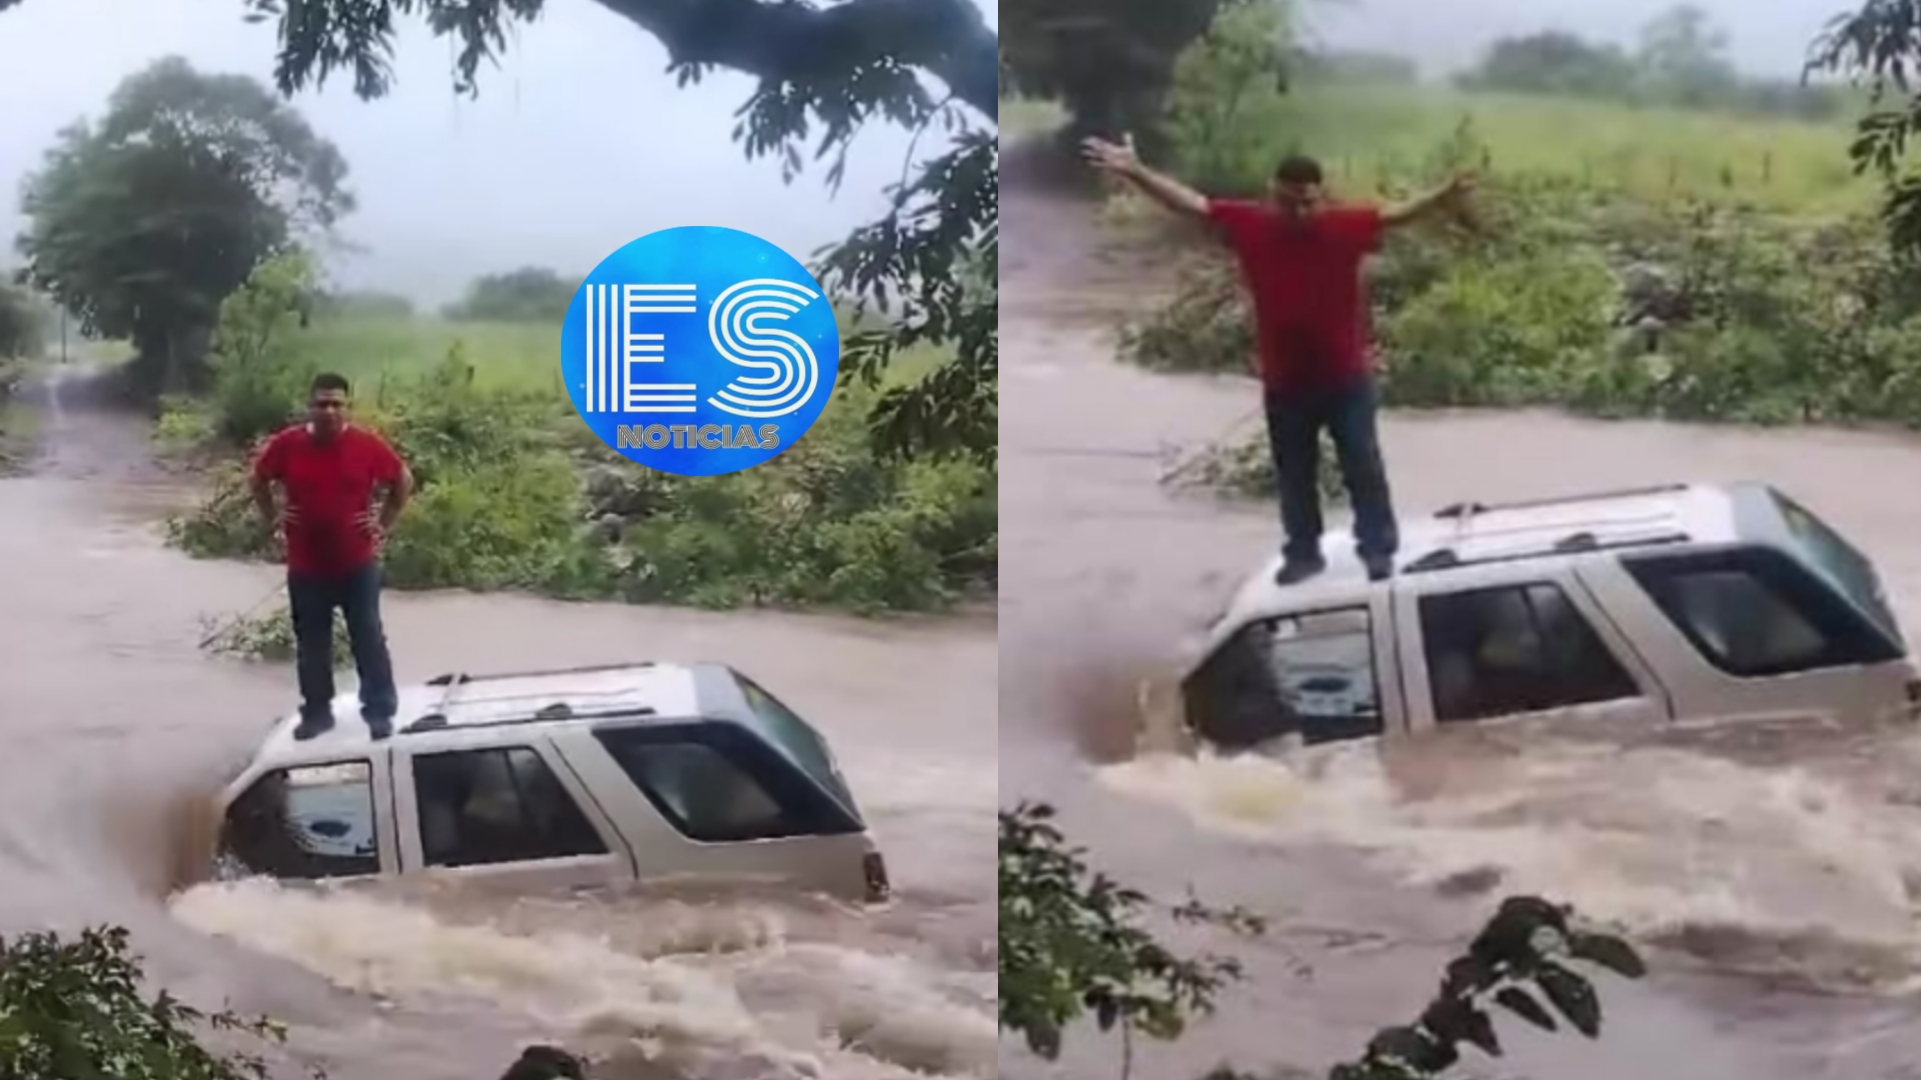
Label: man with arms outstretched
xmin=250 ymin=372 xmax=414 ymax=740
xmin=1083 ymin=136 xmax=1474 ymax=584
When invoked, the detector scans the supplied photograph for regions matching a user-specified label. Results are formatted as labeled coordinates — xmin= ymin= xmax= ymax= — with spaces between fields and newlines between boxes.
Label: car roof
xmin=1216 ymin=482 xmax=1748 ymax=626
xmin=254 ymin=661 xmax=709 ymax=762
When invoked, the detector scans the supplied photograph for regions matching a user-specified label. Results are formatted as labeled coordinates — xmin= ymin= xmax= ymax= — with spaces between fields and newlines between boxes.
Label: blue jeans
xmin=1263 ymin=377 xmax=1399 ymax=563
xmin=288 ymin=562 xmax=397 ymax=726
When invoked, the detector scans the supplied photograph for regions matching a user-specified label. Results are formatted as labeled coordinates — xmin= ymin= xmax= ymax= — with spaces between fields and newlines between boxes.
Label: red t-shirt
xmin=251 ymin=424 xmax=406 ymax=576
xmin=1206 ymin=199 xmax=1385 ymax=393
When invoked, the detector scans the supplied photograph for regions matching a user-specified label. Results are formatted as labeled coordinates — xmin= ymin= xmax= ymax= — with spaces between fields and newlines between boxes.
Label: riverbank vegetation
xmin=1009 ymin=0 xmax=1921 ymax=500
xmin=10 ymin=43 xmax=997 ymax=618
xmin=0 ymin=926 xmax=299 ymax=1080
xmin=161 ymin=255 xmax=996 ymax=617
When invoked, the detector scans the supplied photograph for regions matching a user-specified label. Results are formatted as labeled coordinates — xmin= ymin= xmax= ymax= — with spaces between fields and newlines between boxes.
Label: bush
xmin=1125 ymin=163 xmax=1921 ymax=496
xmin=0 ymin=925 xmax=304 ymax=1080
xmin=168 ymin=338 xmax=997 ymax=614
xmin=200 ymin=604 xmax=352 ymax=667
xmin=1161 ymin=428 xmax=1347 ymax=505
xmin=206 ymin=253 xmax=320 ymax=447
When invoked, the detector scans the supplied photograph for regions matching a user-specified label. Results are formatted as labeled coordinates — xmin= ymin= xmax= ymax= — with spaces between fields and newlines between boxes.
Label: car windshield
xmin=1770 ymin=491 xmax=1904 ymax=644
xmin=732 ymin=673 xmax=861 ymax=819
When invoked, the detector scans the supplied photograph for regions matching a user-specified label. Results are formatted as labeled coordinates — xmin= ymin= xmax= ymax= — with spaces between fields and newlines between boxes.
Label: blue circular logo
xmin=560 ymin=226 xmax=840 ymax=477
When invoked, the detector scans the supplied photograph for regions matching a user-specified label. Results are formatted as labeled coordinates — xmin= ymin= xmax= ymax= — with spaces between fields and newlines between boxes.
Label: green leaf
xmin=1493 ymin=986 xmax=1559 ymax=1032
xmin=1534 ymin=961 xmax=1603 ymax=1038
xmin=1568 ymin=931 xmax=1647 ymax=979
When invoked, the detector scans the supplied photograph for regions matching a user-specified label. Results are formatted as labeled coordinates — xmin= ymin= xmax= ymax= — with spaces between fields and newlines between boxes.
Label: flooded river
xmin=0 ymin=372 xmax=997 ymax=1078
xmin=1000 ymin=149 xmax=1921 ymax=1080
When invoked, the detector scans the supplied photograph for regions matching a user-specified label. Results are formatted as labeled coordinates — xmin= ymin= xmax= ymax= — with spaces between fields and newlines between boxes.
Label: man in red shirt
xmin=249 ymin=372 xmax=415 ymax=740
xmin=1082 ymin=136 xmax=1474 ymax=584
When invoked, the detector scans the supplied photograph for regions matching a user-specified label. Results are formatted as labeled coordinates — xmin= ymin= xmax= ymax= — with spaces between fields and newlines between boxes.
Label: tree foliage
xmin=443 ymin=267 xmax=580 ymax=323
xmin=999 ymin=803 xmax=1646 ymax=1079
xmin=1002 ymin=0 xmax=1232 ymax=144
xmin=1457 ymin=31 xmax=1641 ymax=100
xmin=1162 ymin=0 xmax=1296 ymax=191
xmin=0 ymin=925 xmax=304 ymax=1080
xmin=240 ymin=0 xmax=998 ymax=461
xmin=998 ymin=802 xmax=1266 ymax=1061
xmin=1461 ymin=6 xmax=1844 ymax=118
xmin=14 ymin=57 xmax=351 ymax=397
xmin=206 ymin=251 xmax=324 ymax=445
xmin=0 ymin=283 xmax=46 ymax=359
xmin=1320 ymin=896 xmax=1644 ymax=1080
xmin=1810 ymin=0 xmax=1921 ymax=254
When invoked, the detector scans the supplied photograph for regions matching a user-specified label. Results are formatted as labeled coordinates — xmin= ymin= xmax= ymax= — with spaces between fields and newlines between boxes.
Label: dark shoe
xmin=292 ymin=717 xmax=336 ymax=741
xmin=365 ymin=715 xmax=394 ymax=741
xmin=1363 ymin=555 xmax=1395 ymax=582
xmin=1274 ymin=556 xmax=1327 ymax=586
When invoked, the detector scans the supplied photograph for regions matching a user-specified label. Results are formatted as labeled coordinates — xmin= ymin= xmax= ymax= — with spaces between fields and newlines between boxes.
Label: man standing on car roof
xmin=1081 ymin=135 xmax=1476 ymax=585
xmin=249 ymin=371 xmax=414 ymax=741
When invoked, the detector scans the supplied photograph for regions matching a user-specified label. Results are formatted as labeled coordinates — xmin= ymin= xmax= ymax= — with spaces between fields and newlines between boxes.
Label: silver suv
xmin=1181 ymin=483 xmax=1919 ymax=749
xmin=214 ymin=661 xmax=890 ymax=903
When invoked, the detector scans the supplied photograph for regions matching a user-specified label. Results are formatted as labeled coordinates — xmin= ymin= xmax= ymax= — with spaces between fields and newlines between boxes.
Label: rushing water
xmin=0 ymin=369 xmax=997 ymax=1079
xmin=999 ymin=148 xmax=1921 ymax=1080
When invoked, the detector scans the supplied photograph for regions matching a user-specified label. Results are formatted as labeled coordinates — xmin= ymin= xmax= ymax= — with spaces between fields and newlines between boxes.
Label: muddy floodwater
xmin=1000 ymin=150 xmax=1921 ymax=1080
xmin=0 ymin=372 xmax=997 ymax=1079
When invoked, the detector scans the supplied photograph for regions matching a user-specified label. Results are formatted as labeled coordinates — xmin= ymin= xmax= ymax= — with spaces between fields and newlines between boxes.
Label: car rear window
xmin=1768 ymin=492 xmax=1904 ymax=644
xmin=732 ymin=674 xmax=860 ymax=818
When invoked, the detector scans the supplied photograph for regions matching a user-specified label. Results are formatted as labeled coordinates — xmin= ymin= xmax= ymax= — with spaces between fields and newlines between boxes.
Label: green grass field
xmin=278 ymin=312 xmax=949 ymax=397
xmin=282 ymin=316 xmax=559 ymax=393
xmin=1269 ymin=84 xmax=1868 ymax=213
xmin=1007 ymin=83 xmax=1875 ymax=215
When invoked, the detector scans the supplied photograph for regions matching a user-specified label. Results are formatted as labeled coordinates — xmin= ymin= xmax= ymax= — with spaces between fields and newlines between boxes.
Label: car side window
xmin=411 ymin=747 xmax=609 ymax=868
xmin=1627 ymin=562 xmax=1835 ymax=677
xmin=594 ymin=725 xmax=861 ymax=842
xmin=219 ymin=761 xmax=379 ymax=880
xmin=1420 ymin=583 xmax=1639 ymax=723
xmin=1182 ymin=606 xmax=1382 ymax=748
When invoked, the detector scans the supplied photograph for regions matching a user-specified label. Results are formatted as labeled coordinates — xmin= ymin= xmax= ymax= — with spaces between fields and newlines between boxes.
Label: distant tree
xmin=13 ymin=57 xmax=351 ymax=397
xmin=1727 ymin=76 xmax=1849 ymax=120
xmin=317 ymin=289 xmax=415 ymax=320
xmin=443 ymin=267 xmax=579 ymax=323
xmin=230 ymin=0 xmax=997 ymax=462
xmin=1003 ymin=0 xmax=1235 ymax=148
xmin=1459 ymin=31 xmax=1638 ymax=99
xmin=1303 ymin=48 xmax=1420 ymax=86
xmin=1634 ymin=3 xmax=1740 ymax=108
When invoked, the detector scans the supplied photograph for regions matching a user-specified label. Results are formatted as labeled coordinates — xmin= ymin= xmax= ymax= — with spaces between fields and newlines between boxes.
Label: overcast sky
xmin=0 ymin=0 xmax=997 ymax=307
xmin=1310 ymin=0 xmax=1848 ymax=78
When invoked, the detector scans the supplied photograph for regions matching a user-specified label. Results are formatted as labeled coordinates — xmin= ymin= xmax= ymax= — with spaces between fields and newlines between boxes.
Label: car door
xmin=552 ymin=722 xmax=874 ymax=901
xmin=217 ymin=753 xmax=400 ymax=881
xmin=1392 ymin=560 xmax=1673 ymax=735
xmin=390 ymin=736 xmax=636 ymax=891
xmin=1601 ymin=546 xmax=1918 ymax=728
xmin=1180 ymin=592 xmax=1407 ymax=750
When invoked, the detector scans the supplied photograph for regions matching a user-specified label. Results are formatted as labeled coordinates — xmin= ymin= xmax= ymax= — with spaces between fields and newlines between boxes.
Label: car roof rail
xmin=425 ymin=661 xmax=658 ymax=688
xmin=1403 ymin=528 xmax=1691 ymax=576
xmin=1432 ymin=483 xmax=1691 ymax=520
xmin=400 ymin=704 xmax=658 ymax=736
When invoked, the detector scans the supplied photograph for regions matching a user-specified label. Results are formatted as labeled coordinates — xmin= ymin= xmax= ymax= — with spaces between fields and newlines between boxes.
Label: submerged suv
xmin=214 ymin=661 xmax=890 ymax=903
xmin=1182 ymin=483 xmax=1920 ymax=750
